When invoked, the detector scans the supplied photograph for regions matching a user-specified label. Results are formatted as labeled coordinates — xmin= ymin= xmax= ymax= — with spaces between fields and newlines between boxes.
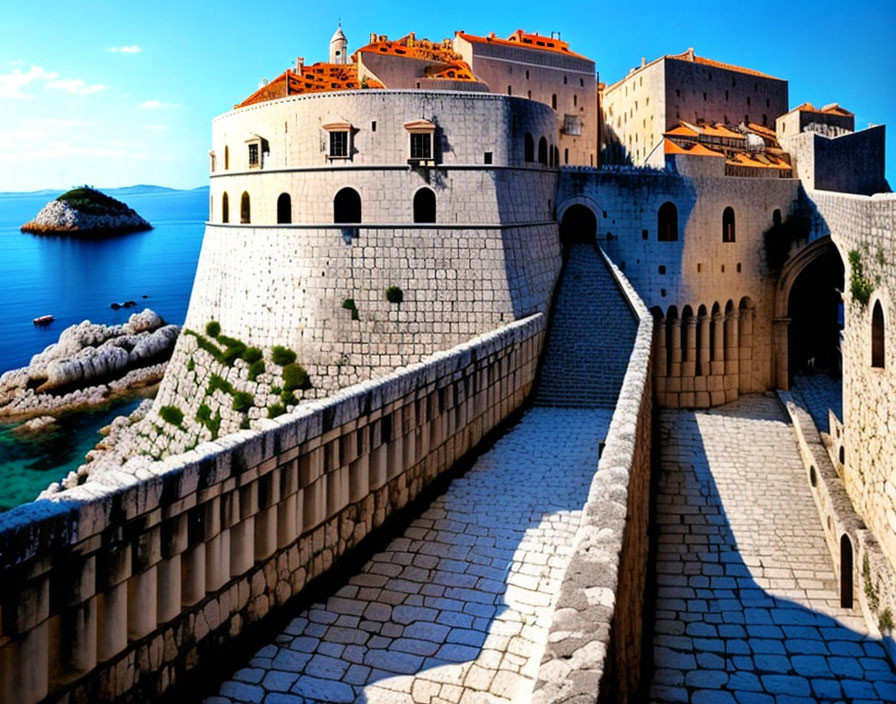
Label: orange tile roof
xmin=667 ymin=50 xmax=783 ymax=81
xmin=666 ymin=125 xmax=699 ymax=138
xmin=664 ymin=139 xmax=690 ymax=155
xmin=236 ymin=64 xmax=384 ymax=107
xmin=456 ymin=30 xmax=591 ymax=61
xmin=688 ymin=143 xmax=725 ymax=157
xmin=791 ymin=101 xmax=854 ymax=117
xmin=746 ymin=122 xmax=777 ymax=140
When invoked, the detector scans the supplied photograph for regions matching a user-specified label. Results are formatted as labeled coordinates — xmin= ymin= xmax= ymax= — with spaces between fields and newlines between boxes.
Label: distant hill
xmin=0 ymin=185 xmax=208 ymax=198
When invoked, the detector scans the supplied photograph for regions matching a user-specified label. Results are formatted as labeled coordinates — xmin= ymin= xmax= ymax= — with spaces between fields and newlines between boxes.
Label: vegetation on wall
xmin=848 ymin=250 xmax=876 ymax=306
xmin=271 ymin=345 xmax=297 ymax=366
xmin=385 ymin=285 xmax=404 ymax=304
xmin=763 ymin=214 xmax=810 ymax=274
xmin=205 ymin=321 xmax=221 ymax=338
xmin=342 ymin=298 xmax=360 ymax=320
xmin=159 ymin=405 xmax=184 ymax=427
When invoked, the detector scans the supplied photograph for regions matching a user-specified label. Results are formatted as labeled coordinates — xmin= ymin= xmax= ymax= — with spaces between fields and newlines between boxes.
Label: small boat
xmin=33 ymin=315 xmax=54 ymax=326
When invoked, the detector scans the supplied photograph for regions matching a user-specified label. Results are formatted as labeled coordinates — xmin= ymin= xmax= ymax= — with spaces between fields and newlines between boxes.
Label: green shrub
xmin=188 ymin=331 xmax=224 ymax=361
xmin=232 ymin=391 xmax=254 ymax=413
xmin=385 ymin=286 xmax=404 ymax=304
xmin=271 ymin=345 xmax=297 ymax=366
xmin=880 ymin=608 xmax=894 ymax=633
xmin=342 ymin=298 xmax=360 ymax=320
xmin=281 ymin=389 xmax=298 ymax=405
xmin=205 ymin=321 xmax=221 ymax=338
xmin=208 ymin=374 xmax=234 ymax=396
xmin=159 ymin=405 xmax=184 ymax=427
xmin=196 ymin=403 xmax=212 ymax=423
xmin=268 ymin=404 xmax=286 ymax=418
xmin=240 ymin=417 xmax=251 ymax=430
xmin=242 ymin=347 xmax=263 ymax=364
xmin=282 ymin=363 xmax=309 ymax=391
xmin=849 ymin=250 xmax=875 ymax=306
xmin=248 ymin=359 xmax=266 ymax=381
xmin=207 ymin=411 xmax=222 ymax=439
xmin=271 ymin=385 xmax=282 ymax=395
xmin=56 ymin=187 xmax=135 ymax=216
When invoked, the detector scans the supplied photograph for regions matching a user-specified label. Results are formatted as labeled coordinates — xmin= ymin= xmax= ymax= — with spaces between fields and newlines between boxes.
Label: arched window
xmin=538 ymin=137 xmax=547 ymax=165
xmin=222 ymin=192 xmax=229 ymax=223
xmin=334 ymin=187 xmax=361 ymax=223
xmin=240 ymin=191 xmax=250 ymax=224
xmin=524 ymin=133 xmax=534 ymax=162
xmin=658 ymin=202 xmax=678 ymax=241
xmin=413 ymin=187 xmax=436 ymax=223
xmin=773 ymin=209 xmax=782 ymax=226
xmin=872 ymin=300 xmax=885 ymax=367
xmin=224 ymin=145 xmax=229 ymax=170
xmin=722 ymin=206 xmax=735 ymax=242
xmin=277 ymin=193 xmax=291 ymax=224
xmin=551 ymin=94 xmax=557 ymax=110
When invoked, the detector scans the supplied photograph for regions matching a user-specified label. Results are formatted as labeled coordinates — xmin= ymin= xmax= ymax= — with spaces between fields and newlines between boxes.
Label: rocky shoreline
xmin=0 ymin=309 xmax=178 ymax=420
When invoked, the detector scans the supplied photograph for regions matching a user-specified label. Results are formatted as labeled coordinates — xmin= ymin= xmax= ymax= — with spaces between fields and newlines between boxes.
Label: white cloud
xmin=48 ymin=78 xmax=108 ymax=95
xmin=0 ymin=65 xmax=58 ymax=98
xmin=138 ymin=99 xmax=180 ymax=110
xmin=106 ymin=45 xmax=142 ymax=54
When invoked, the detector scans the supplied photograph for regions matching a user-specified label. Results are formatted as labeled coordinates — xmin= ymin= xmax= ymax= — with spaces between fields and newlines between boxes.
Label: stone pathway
xmin=791 ymin=374 xmax=843 ymax=434
xmin=206 ymin=408 xmax=611 ymax=704
xmin=650 ymin=395 xmax=896 ymax=704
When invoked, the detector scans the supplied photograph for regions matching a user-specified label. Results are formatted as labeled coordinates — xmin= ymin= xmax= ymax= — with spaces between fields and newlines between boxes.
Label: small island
xmin=21 ymin=186 xmax=152 ymax=236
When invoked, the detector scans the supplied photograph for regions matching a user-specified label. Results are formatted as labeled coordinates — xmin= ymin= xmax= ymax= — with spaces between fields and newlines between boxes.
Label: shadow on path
xmin=650 ymin=395 xmax=895 ymax=704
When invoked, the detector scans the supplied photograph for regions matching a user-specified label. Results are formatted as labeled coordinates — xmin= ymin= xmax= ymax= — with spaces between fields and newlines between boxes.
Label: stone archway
xmin=773 ymin=236 xmax=845 ymax=389
xmin=559 ymin=204 xmax=597 ymax=244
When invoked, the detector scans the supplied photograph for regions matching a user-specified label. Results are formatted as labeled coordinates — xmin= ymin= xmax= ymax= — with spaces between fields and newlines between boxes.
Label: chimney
xmin=686 ymin=47 xmax=695 ymax=61
xmin=641 ymin=57 xmax=646 ymax=68
xmin=370 ymin=33 xmax=376 ymax=43
xmin=408 ymin=32 xmax=415 ymax=45
xmin=295 ymin=57 xmax=304 ymax=75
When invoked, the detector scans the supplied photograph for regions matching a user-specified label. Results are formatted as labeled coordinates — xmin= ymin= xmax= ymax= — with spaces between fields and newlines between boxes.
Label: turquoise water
xmin=0 ymin=187 xmax=207 ymax=510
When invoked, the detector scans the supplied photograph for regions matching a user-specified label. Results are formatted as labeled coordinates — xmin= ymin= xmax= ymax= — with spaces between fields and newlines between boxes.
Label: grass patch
xmin=159 ymin=405 xmax=184 ymax=427
xmin=205 ymin=321 xmax=221 ymax=338
xmin=196 ymin=403 xmax=212 ymax=424
xmin=282 ymin=363 xmax=309 ymax=392
xmin=57 ymin=186 xmax=136 ymax=216
xmin=385 ymin=285 xmax=404 ymax=304
xmin=281 ymin=389 xmax=298 ymax=406
xmin=232 ymin=391 xmax=254 ymax=413
xmin=242 ymin=347 xmax=263 ymax=364
xmin=248 ymin=359 xmax=266 ymax=381
xmin=187 ymin=357 xmax=195 ymax=372
xmin=268 ymin=404 xmax=286 ymax=418
xmin=208 ymin=374 xmax=235 ymax=396
xmin=271 ymin=345 xmax=297 ymax=366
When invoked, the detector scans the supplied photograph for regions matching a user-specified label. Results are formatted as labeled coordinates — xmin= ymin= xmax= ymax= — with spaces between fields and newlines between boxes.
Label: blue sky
xmin=1 ymin=0 xmax=893 ymax=191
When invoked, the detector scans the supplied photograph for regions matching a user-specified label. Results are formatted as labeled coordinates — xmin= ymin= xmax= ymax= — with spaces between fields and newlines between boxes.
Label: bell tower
xmin=329 ymin=23 xmax=348 ymax=64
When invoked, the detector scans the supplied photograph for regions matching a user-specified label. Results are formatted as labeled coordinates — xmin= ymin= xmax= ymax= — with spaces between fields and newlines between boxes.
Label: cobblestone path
xmin=207 ymin=408 xmax=610 ymax=704
xmin=791 ymin=374 xmax=843 ymax=434
xmin=650 ymin=395 xmax=896 ymax=704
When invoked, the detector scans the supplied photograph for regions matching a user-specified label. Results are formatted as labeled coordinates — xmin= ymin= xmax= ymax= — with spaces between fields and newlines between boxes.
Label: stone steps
xmin=534 ymin=242 xmax=638 ymax=409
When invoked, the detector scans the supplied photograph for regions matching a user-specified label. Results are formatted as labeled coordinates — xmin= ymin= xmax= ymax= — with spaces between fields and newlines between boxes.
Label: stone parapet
xmin=532 ymin=248 xmax=655 ymax=703
xmin=0 ymin=314 xmax=545 ymax=704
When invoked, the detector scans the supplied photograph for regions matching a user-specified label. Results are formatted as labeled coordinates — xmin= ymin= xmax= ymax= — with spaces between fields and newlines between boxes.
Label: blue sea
xmin=0 ymin=187 xmax=208 ymax=511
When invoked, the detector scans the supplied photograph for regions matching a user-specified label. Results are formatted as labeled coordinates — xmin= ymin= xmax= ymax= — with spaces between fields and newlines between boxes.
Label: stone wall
xmin=0 ymin=315 xmax=545 ymax=704
xmin=802 ymin=189 xmax=896 ymax=578
xmin=557 ymin=168 xmax=799 ymax=407
xmin=783 ymin=126 xmax=888 ymax=196
xmin=533 ymin=250 xmax=655 ymax=703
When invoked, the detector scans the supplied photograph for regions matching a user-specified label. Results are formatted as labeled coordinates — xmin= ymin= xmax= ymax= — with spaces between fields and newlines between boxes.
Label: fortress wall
xmin=783 ymin=126 xmax=887 ymax=196
xmin=164 ymin=220 xmax=561 ymax=401
xmin=534 ymin=250 xmax=655 ymax=703
xmin=558 ymin=169 xmax=799 ymax=406
xmin=0 ymin=315 xmax=545 ymax=704
xmin=211 ymin=90 xmax=557 ymax=173
xmin=803 ymin=189 xmax=896 ymax=576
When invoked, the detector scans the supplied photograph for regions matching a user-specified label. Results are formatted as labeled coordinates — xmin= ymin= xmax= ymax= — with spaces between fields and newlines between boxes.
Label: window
xmin=371 ymin=121 xmax=377 ymax=132
xmin=527 ymin=90 xmax=532 ymax=99
xmin=404 ymin=120 xmax=436 ymax=164
xmin=524 ymin=133 xmax=534 ymax=162
xmin=773 ymin=209 xmax=782 ymax=226
xmin=248 ymin=143 xmax=259 ymax=167
xmin=484 ymin=151 xmax=492 ymax=164
xmin=573 ymin=94 xmax=577 ymax=107
xmin=413 ymin=187 xmax=436 ymax=223
xmin=410 ymin=133 xmax=431 ymax=160
xmin=240 ymin=192 xmax=250 ymax=224
xmin=579 ymin=77 xmax=584 ymax=87
xmin=551 ymin=94 xmax=557 ymax=109
xmin=658 ymin=202 xmax=678 ymax=241
xmin=564 ymin=148 xmax=568 ymax=164
xmin=222 ymin=192 xmax=229 ymax=223
xmin=277 ymin=193 xmax=291 ymax=224
xmin=872 ymin=301 xmax=885 ymax=367
xmin=334 ymin=187 xmax=361 ymax=224
xmin=538 ymin=137 xmax=547 ymax=165
xmin=224 ymin=145 xmax=229 ymax=170
xmin=323 ymin=122 xmax=352 ymax=159
xmin=526 ymin=70 xmax=530 ymax=80
xmin=329 ymin=131 xmax=349 ymax=158
xmin=722 ymin=207 xmax=735 ymax=242
xmin=507 ymin=85 xmax=512 ymax=95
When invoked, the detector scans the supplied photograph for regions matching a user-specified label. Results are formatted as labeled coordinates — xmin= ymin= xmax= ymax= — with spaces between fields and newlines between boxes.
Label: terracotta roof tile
xmin=236 ymin=63 xmax=383 ymax=107
xmin=456 ymin=30 xmax=591 ymax=61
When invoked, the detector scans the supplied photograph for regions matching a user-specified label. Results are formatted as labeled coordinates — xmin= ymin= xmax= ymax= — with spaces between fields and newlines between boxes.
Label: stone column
xmin=654 ymin=316 xmax=668 ymax=402
xmin=725 ymin=310 xmax=740 ymax=401
xmin=773 ymin=317 xmax=791 ymax=390
xmin=97 ymin=542 xmax=130 ymax=663
xmin=1 ymin=621 xmax=49 ymax=704
xmin=711 ymin=313 xmax=725 ymax=376
xmin=681 ymin=317 xmax=697 ymax=379
xmin=696 ymin=314 xmax=711 ymax=407
xmin=739 ymin=307 xmax=754 ymax=392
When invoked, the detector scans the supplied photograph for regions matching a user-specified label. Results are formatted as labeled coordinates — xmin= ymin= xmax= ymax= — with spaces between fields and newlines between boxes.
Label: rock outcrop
xmin=0 ymin=309 xmax=179 ymax=419
xmin=21 ymin=187 xmax=151 ymax=236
